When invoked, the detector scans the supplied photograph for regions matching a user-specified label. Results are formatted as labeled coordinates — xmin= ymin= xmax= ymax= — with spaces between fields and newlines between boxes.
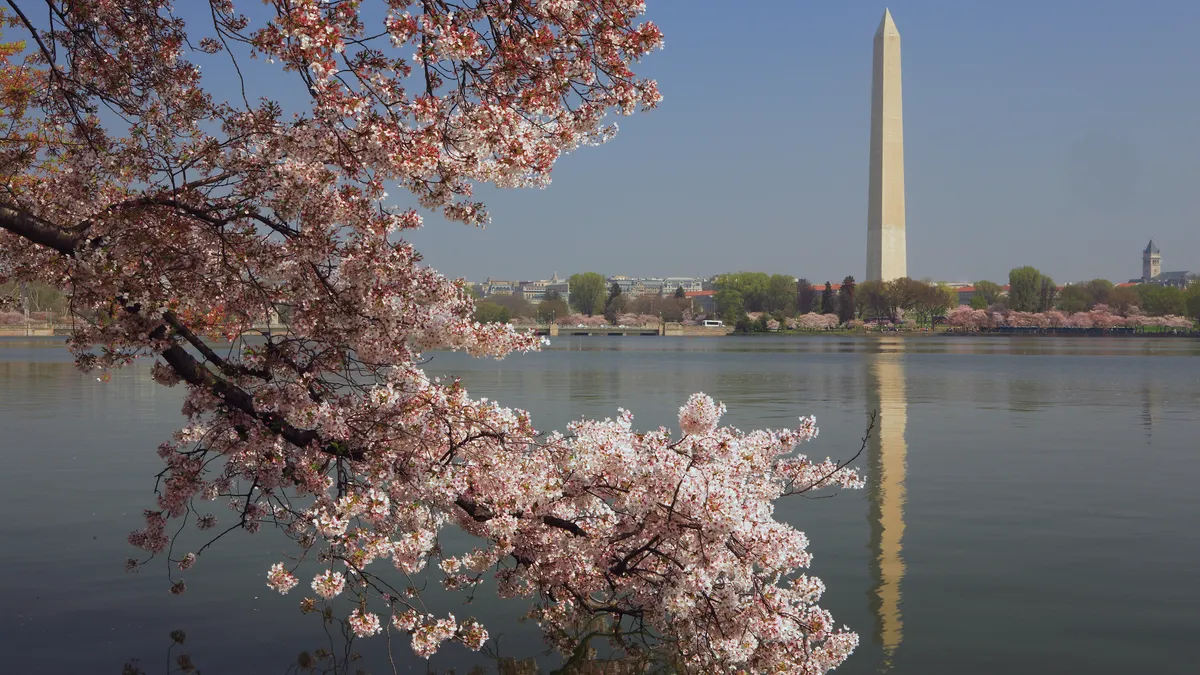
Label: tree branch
xmin=150 ymin=316 xmax=361 ymax=460
xmin=0 ymin=201 xmax=80 ymax=255
xmin=455 ymin=496 xmax=588 ymax=537
xmin=161 ymin=310 xmax=271 ymax=381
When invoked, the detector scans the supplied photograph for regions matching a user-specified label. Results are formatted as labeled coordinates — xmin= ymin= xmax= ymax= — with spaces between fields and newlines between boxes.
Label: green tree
xmin=765 ymin=274 xmax=797 ymax=314
xmin=473 ymin=302 xmax=511 ymax=324
xmin=1056 ymin=285 xmax=1090 ymax=313
xmin=716 ymin=289 xmax=745 ymax=325
xmin=568 ymin=272 xmax=607 ymax=316
xmin=1136 ymin=284 xmax=1186 ymax=316
xmin=1008 ymin=266 xmax=1052 ymax=312
xmin=674 ymin=285 xmax=686 ymax=299
xmin=820 ymin=282 xmax=835 ymax=315
xmin=1186 ymin=282 xmax=1200 ymax=320
xmin=968 ymin=294 xmax=989 ymax=310
xmin=1038 ymin=276 xmax=1058 ymax=313
xmin=972 ymin=280 xmax=1004 ymax=306
xmin=714 ymin=272 xmax=770 ymax=312
xmin=1083 ymin=278 xmax=1114 ymax=307
xmin=856 ymin=280 xmax=888 ymax=320
xmin=837 ymin=276 xmax=857 ymax=324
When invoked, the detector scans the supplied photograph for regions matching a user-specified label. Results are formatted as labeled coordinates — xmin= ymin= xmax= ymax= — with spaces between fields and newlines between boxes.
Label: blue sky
xmin=404 ymin=0 xmax=1200 ymax=285
xmin=180 ymin=1 xmax=1200 ymax=285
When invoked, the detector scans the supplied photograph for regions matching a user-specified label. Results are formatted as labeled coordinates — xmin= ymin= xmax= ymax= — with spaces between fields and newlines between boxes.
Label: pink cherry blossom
xmin=311 ymin=570 xmax=346 ymax=599
xmin=795 ymin=313 xmax=840 ymax=331
xmin=0 ymin=2 xmax=869 ymax=672
xmin=944 ymin=304 xmax=1185 ymax=333
xmin=267 ymin=563 xmax=299 ymax=594
xmin=411 ymin=614 xmax=459 ymax=658
xmin=348 ymin=609 xmax=383 ymax=638
xmin=678 ymin=392 xmax=725 ymax=435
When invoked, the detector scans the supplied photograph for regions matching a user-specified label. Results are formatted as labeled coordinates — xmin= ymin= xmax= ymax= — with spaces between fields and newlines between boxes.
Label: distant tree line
xmin=473 ymin=273 xmax=692 ymax=326
xmin=710 ymin=272 xmax=958 ymax=331
xmin=968 ymin=266 xmax=1200 ymax=319
xmin=474 ymin=266 xmax=1200 ymax=329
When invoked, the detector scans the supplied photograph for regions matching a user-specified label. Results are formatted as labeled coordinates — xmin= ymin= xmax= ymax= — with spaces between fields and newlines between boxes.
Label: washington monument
xmin=867 ymin=9 xmax=907 ymax=282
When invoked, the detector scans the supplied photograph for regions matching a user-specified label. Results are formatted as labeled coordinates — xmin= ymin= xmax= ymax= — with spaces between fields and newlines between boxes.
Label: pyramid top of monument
xmin=875 ymin=8 xmax=899 ymax=38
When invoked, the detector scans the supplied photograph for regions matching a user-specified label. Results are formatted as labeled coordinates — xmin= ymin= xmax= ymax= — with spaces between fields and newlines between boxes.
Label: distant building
xmin=663 ymin=277 xmax=704 ymax=295
xmin=639 ymin=278 xmax=666 ymax=296
xmin=480 ymin=278 xmax=518 ymax=296
xmin=1131 ymin=240 xmax=1190 ymax=288
xmin=607 ymin=276 xmax=641 ymax=297
xmin=606 ymin=276 xmax=704 ymax=298
xmin=806 ymin=282 xmax=844 ymax=293
xmin=518 ymin=272 xmax=569 ymax=304
xmin=1143 ymin=240 xmax=1162 ymax=280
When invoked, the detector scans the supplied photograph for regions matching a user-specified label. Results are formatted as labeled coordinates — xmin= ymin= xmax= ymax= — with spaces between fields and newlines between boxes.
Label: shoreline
xmin=4 ymin=325 xmax=1196 ymax=340
xmin=720 ymin=329 xmax=1198 ymax=339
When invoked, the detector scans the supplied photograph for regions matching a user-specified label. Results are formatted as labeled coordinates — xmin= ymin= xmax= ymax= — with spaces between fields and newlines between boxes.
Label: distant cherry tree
xmin=945 ymin=305 xmax=1194 ymax=332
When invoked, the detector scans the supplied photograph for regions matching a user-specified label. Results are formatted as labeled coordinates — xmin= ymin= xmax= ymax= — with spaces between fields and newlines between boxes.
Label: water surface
xmin=1 ymin=335 xmax=1197 ymax=674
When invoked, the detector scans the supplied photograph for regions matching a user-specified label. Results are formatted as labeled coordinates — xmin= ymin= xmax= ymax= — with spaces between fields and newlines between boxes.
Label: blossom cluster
xmin=787 ymin=313 xmax=843 ymax=331
xmin=233 ymin=389 xmax=861 ymax=671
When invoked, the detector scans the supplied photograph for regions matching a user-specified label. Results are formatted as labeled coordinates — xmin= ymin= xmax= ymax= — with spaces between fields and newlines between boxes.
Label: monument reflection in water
xmin=866 ymin=349 xmax=908 ymax=669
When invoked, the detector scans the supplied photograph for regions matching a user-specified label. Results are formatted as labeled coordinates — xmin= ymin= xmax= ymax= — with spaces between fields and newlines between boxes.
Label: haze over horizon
xmin=399 ymin=1 xmax=1200 ymax=285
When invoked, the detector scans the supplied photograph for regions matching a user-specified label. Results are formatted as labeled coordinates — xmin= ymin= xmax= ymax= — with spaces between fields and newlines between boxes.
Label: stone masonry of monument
xmin=867 ymin=9 xmax=907 ymax=282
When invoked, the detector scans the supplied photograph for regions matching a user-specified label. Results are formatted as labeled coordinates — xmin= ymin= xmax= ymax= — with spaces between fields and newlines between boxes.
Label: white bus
xmin=702 ymin=320 xmax=724 ymax=327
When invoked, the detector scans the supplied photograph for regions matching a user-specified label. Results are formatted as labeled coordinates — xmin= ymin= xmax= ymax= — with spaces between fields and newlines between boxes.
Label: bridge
xmin=549 ymin=325 xmax=662 ymax=336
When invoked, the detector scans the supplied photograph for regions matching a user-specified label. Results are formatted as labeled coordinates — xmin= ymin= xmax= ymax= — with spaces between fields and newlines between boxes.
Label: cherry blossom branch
xmin=0 ymin=3 xmax=865 ymax=671
xmin=789 ymin=410 xmax=876 ymax=496
xmin=454 ymin=496 xmax=588 ymax=538
xmin=0 ymin=200 xmax=80 ymax=255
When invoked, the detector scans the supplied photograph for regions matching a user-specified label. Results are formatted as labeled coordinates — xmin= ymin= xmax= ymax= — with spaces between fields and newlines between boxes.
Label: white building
xmin=607 ymin=276 xmax=704 ymax=297
xmin=663 ymin=277 xmax=704 ymax=294
xmin=519 ymin=273 xmax=570 ymax=304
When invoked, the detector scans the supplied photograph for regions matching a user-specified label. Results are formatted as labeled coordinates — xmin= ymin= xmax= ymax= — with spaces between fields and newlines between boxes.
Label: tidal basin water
xmin=2 ymin=335 xmax=1198 ymax=674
